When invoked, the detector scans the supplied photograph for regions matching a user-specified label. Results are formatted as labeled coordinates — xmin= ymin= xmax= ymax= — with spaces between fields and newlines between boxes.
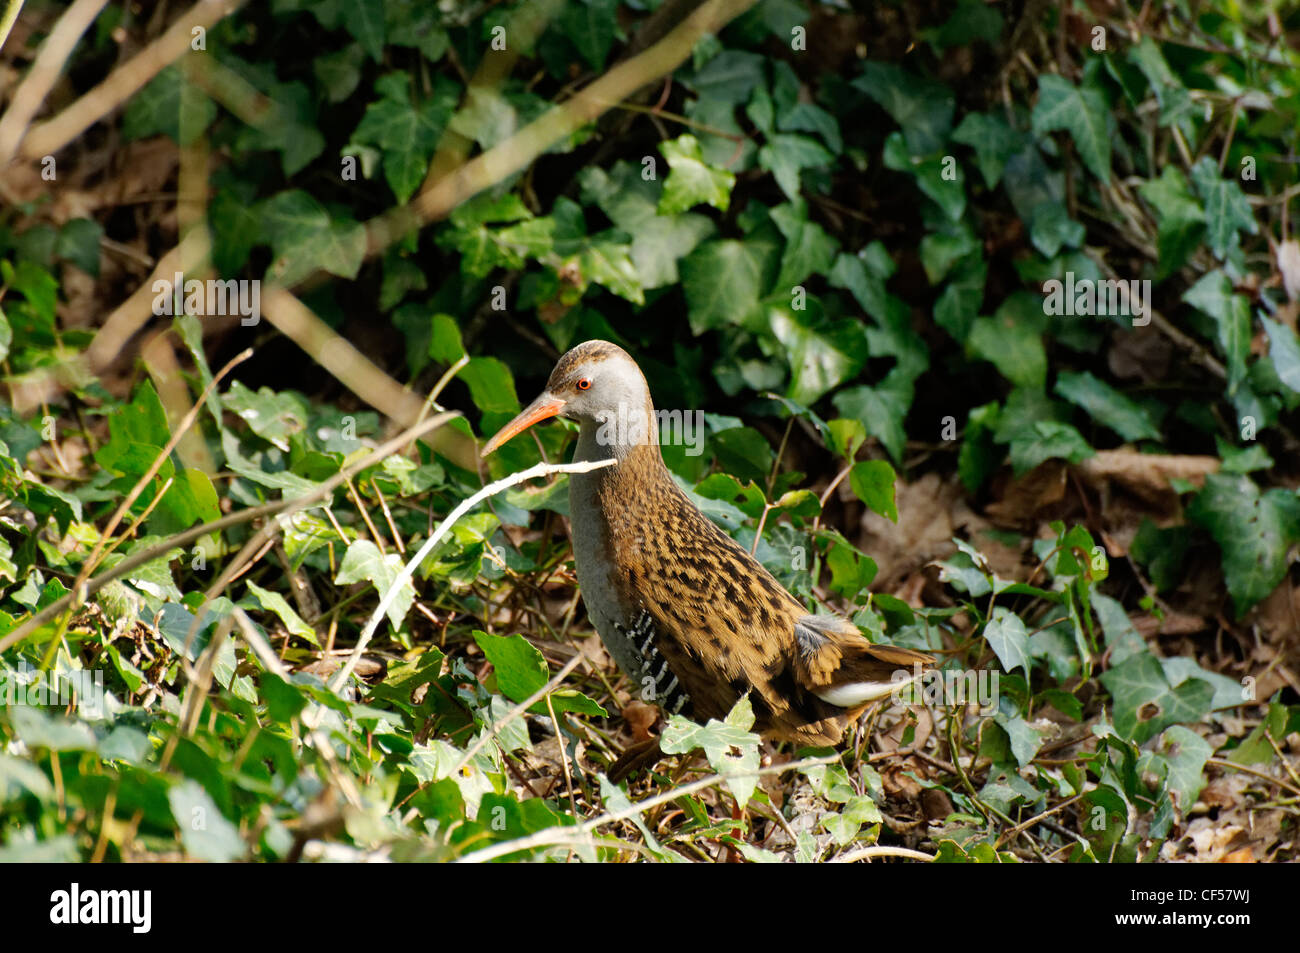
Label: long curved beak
xmin=481 ymin=393 xmax=566 ymax=457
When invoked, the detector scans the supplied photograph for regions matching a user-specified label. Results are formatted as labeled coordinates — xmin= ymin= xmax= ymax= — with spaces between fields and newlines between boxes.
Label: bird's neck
xmin=571 ymin=393 xmax=675 ymax=525
xmin=574 ymin=392 xmax=659 ymax=464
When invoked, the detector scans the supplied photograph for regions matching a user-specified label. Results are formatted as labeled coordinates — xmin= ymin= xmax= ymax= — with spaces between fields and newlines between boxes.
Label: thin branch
xmin=324 ymin=456 xmax=619 ymax=696
xmin=0 ymin=0 xmax=108 ymax=162
xmin=453 ymin=754 xmax=839 ymax=863
xmin=16 ymin=0 xmax=250 ymax=161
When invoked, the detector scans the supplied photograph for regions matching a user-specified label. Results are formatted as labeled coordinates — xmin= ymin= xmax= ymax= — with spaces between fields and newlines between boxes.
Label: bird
xmin=482 ymin=340 xmax=933 ymax=766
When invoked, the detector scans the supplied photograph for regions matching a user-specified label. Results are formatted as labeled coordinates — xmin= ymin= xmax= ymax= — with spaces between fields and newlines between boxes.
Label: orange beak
xmin=480 ymin=393 xmax=566 ymax=457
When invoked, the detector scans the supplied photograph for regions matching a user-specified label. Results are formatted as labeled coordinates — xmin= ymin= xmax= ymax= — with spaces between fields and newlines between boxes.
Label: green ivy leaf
xmin=951 ymin=110 xmax=1020 ymax=187
xmin=758 ymin=134 xmax=834 ymax=201
xmin=1152 ymin=725 xmax=1212 ymax=812
xmin=848 ymin=460 xmax=898 ymax=522
xmin=1137 ymin=166 xmax=1205 ymax=278
xmin=681 ymin=238 xmax=776 ymax=333
xmin=1189 ymin=156 xmax=1257 ymax=260
xmin=765 ymin=304 xmax=866 ymax=406
xmin=832 ymin=383 xmax=908 ymax=464
xmin=1032 ymin=74 xmax=1111 ymax=184
xmin=168 ymin=780 xmax=245 ymax=862
xmin=853 ymin=62 xmax=954 ymax=154
xmin=1008 ymin=421 xmax=1094 ymax=474
xmin=121 ymin=64 xmax=216 ymax=146
xmin=261 ymin=190 xmax=366 ymax=285
xmin=245 ymin=580 xmax=318 ymax=646
xmin=1188 ymin=473 xmax=1300 ymax=617
xmin=223 ymin=381 xmax=309 ymax=452
xmin=1054 ymin=371 xmax=1161 ymax=441
xmin=660 ymin=696 xmax=761 ymax=808
xmin=659 ymin=134 xmax=735 ymax=215
xmin=1183 ymin=270 xmax=1251 ymax=394
xmin=351 ymin=73 xmax=457 ymax=203
xmin=55 ymin=219 xmax=102 ymax=277
xmin=968 ymin=313 xmax=1046 ymax=390
xmin=770 ymin=201 xmax=838 ymax=289
xmin=984 ymin=607 xmax=1031 ymax=677
xmin=1261 ymin=314 xmax=1300 ymax=393
xmin=563 ymin=0 xmax=618 ymax=70
xmin=1098 ymin=651 xmax=1213 ymax=744
xmin=335 ymin=540 xmax=417 ymax=632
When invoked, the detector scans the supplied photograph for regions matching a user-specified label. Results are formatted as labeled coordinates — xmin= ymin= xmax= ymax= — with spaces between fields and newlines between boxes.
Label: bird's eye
xmin=577 ymin=377 xmax=592 ymax=390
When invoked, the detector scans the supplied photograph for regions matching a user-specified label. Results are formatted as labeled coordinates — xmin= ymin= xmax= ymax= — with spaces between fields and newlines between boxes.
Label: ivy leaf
xmin=234 ymin=79 xmax=325 ymax=177
xmin=1098 ymin=651 xmax=1214 ymax=744
xmin=919 ymin=227 xmax=980 ymax=285
xmin=770 ymin=201 xmax=838 ymax=289
xmin=346 ymin=0 xmax=386 ymax=60
xmin=660 ymin=696 xmax=761 ymax=808
xmin=579 ymin=162 xmax=714 ymax=288
xmin=758 ymin=134 xmax=833 ymax=201
xmin=478 ymin=631 xmax=608 ymax=717
xmin=351 ymin=74 xmax=456 ymax=203
xmin=1260 ymin=315 xmax=1300 ymax=393
xmin=1183 ymin=270 xmax=1251 ymax=394
xmin=168 ymin=781 xmax=245 ymax=862
xmin=335 ymin=540 xmax=417 ymax=632
xmin=1137 ymin=166 xmax=1205 ymax=278
xmin=659 ymin=135 xmax=735 ymax=215
xmin=848 ymin=460 xmax=898 ymax=522
xmin=1189 ymin=156 xmax=1257 ymax=260
xmin=832 ymin=383 xmax=909 ymax=464
xmin=778 ymin=103 xmax=842 ymax=154
xmin=245 ymin=580 xmax=318 ymax=646
xmin=313 ymin=45 xmax=366 ymax=102
xmin=765 ymin=305 xmax=866 ymax=406
xmin=681 ymin=238 xmax=776 ymax=333
xmin=968 ymin=314 xmax=1046 ymax=390
xmin=55 ymin=219 xmax=102 ymax=277
xmin=1031 ymin=74 xmax=1111 ymax=184
xmin=223 ymin=381 xmax=308 ymax=452
xmin=563 ymin=0 xmax=618 ymax=70
xmin=1152 ymin=725 xmax=1212 ymax=812
xmin=993 ymin=705 xmax=1046 ymax=767
xmin=853 ymin=62 xmax=954 ymax=154
xmin=1008 ymin=421 xmax=1094 ymax=474
xmin=1092 ymin=593 xmax=1146 ymax=667
xmin=881 ymin=133 xmax=966 ymax=221
xmin=261 ymin=190 xmax=366 ymax=285
xmin=984 ymin=607 xmax=1031 ymax=677
xmin=681 ymin=49 xmax=765 ymax=106
xmin=952 ymin=111 xmax=1020 ymax=187
xmin=121 ymin=64 xmax=216 ymax=146
xmin=1188 ymin=473 xmax=1300 ymax=617
xmin=1054 ymin=371 xmax=1161 ymax=441
xmin=1028 ymin=202 xmax=1085 ymax=258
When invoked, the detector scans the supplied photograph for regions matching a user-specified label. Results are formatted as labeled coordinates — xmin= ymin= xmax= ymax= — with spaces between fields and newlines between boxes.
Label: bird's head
xmin=481 ymin=340 xmax=654 ymax=457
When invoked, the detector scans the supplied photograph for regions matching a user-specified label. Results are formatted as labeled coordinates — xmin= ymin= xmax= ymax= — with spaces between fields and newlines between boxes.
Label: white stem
xmin=324 ymin=456 xmax=618 ymax=697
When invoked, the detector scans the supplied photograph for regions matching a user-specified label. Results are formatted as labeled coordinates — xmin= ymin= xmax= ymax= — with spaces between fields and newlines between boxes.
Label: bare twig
xmin=16 ymin=0 xmax=250 ymax=161
xmin=324 ymin=456 xmax=619 ymax=696
xmin=453 ymin=753 xmax=839 ymax=863
xmin=0 ymin=0 xmax=107 ymax=162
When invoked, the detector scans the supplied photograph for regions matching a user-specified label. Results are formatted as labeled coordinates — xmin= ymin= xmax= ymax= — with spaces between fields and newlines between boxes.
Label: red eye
xmin=577 ymin=378 xmax=591 ymax=390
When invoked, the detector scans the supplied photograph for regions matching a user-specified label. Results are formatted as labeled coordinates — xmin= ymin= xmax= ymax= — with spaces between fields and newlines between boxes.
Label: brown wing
xmin=601 ymin=450 xmax=931 ymax=744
